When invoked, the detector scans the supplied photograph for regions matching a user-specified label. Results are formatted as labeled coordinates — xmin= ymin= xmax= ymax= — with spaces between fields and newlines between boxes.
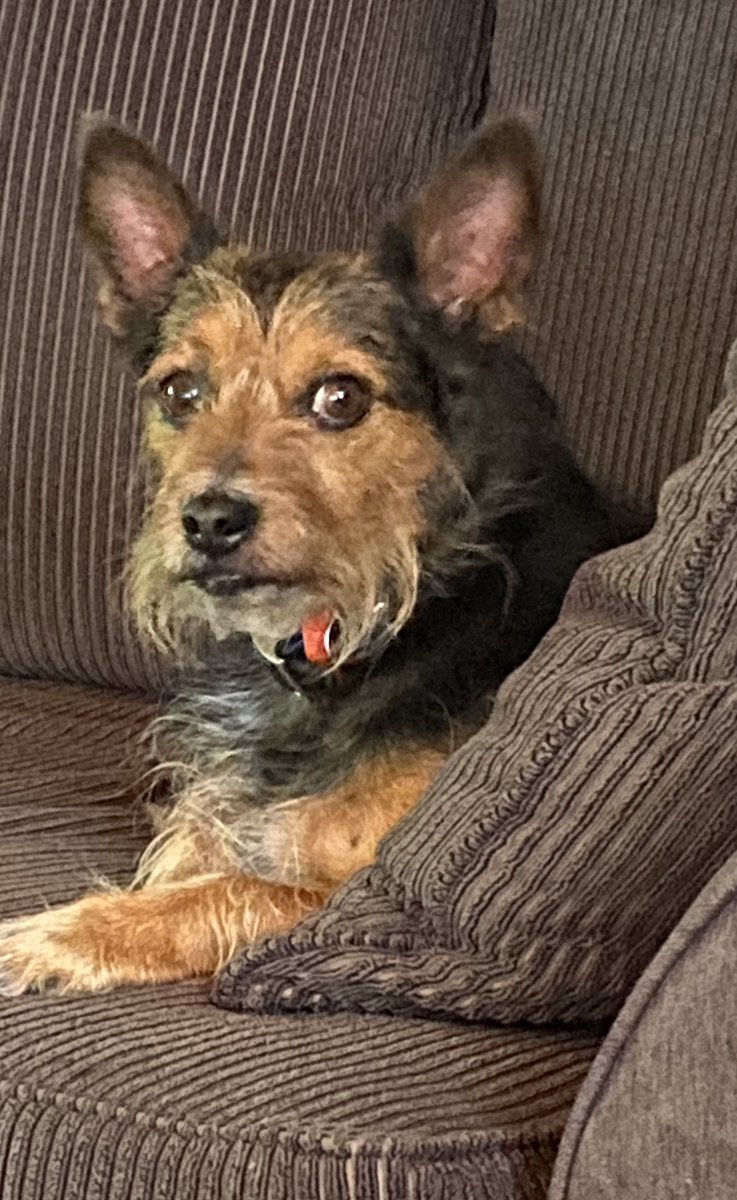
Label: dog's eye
xmin=310 ymin=376 xmax=372 ymax=430
xmin=158 ymin=371 xmax=202 ymax=425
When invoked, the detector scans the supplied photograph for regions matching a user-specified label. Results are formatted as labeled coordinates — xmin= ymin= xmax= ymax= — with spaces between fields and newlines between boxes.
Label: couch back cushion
xmin=0 ymin=0 xmax=494 ymax=691
xmin=5 ymin=0 xmax=737 ymax=692
xmin=491 ymin=0 xmax=737 ymax=516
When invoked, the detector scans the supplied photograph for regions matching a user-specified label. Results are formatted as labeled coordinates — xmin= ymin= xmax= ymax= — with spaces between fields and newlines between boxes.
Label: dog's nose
xmin=182 ymin=490 xmax=260 ymax=557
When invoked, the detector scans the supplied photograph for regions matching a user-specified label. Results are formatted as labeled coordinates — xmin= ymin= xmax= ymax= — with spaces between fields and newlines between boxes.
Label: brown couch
xmin=2 ymin=1 xmax=737 ymax=1196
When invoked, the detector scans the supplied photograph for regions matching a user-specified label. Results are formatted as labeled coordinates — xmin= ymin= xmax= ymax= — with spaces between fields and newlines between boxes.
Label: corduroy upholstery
xmin=492 ymin=0 xmax=737 ymax=514
xmin=2 ymin=0 xmax=737 ymax=1196
xmin=550 ymin=848 xmax=737 ymax=1199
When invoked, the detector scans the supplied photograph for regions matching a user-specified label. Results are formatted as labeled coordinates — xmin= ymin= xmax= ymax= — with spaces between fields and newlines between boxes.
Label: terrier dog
xmin=0 ymin=116 xmax=613 ymax=993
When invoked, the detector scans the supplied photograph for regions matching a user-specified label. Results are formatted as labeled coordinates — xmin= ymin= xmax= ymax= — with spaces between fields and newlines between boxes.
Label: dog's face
xmin=79 ymin=119 xmax=539 ymax=662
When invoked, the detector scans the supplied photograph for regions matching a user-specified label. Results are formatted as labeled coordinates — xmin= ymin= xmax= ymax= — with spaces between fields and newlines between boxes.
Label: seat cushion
xmin=0 ymin=991 xmax=599 ymax=1200
xmin=0 ymin=679 xmax=156 ymax=909
xmin=0 ymin=679 xmax=600 ymax=1200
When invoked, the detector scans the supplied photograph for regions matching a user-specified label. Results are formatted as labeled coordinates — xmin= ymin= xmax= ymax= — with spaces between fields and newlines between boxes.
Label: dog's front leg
xmin=0 ymin=875 xmax=325 ymax=995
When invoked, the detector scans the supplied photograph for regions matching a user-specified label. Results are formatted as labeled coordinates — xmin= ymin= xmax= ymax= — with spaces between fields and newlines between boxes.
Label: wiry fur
xmin=0 ymin=115 xmax=618 ymax=993
xmin=128 ymin=254 xmax=485 ymax=668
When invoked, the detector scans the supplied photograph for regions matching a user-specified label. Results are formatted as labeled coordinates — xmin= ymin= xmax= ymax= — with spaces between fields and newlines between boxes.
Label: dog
xmin=0 ymin=115 xmax=614 ymax=993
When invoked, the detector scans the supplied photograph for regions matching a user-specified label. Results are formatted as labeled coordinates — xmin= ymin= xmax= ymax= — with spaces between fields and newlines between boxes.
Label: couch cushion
xmin=0 ymin=987 xmax=599 ymax=1200
xmin=491 ymin=0 xmax=737 ymax=515
xmin=0 ymin=679 xmax=600 ymax=1200
xmin=550 ymin=848 xmax=737 ymax=1199
xmin=0 ymin=679 xmax=156 ymax=909
xmin=7 ymin=0 xmax=737 ymax=689
xmin=0 ymin=0 xmax=494 ymax=692
xmin=214 ymin=342 xmax=737 ymax=1027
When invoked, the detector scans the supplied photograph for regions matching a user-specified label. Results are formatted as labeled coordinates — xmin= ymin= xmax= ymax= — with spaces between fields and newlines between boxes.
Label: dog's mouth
xmin=174 ymin=565 xmax=391 ymax=677
xmin=180 ymin=567 xmax=296 ymax=597
xmin=176 ymin=566 xmax=340 ymax=667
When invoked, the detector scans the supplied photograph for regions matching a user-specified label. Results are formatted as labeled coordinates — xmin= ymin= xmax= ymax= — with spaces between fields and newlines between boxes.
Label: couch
xmin=2 ymin=0 xmax=737 ymax=1196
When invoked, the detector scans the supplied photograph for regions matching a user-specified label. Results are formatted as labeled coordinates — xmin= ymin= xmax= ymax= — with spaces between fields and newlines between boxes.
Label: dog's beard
xmin=127 ymin=467 xmax=492 ymax=669
xmin=128 ymin=522 xmax=423 ymax=669
xmin=128 ymin=534 xmax=316 ymax=657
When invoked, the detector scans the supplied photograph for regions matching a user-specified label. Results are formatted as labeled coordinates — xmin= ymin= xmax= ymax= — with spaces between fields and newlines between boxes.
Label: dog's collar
xmin=273 ymin=628 xmax=327 ymax=695
xmin=253 ymin=603 xmax=390 ymax=697
xmin=253 ymin=626 xmax=368 ymax=698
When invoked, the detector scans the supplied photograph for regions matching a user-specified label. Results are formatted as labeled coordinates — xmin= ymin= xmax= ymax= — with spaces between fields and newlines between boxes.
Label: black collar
xmin=263 ymin=629 xmax=329 ymax=696
xmin=265 ymin=630 xmax=367 ymax=698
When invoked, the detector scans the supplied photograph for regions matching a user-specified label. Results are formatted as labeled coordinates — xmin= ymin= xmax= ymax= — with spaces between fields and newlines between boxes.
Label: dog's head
xmin=79 ymin=116 xmax=539 ymax=665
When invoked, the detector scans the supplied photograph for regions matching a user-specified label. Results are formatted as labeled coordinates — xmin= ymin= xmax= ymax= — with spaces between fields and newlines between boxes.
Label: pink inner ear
xmin=425 ymin=179 xmax=527 ymax=310
xmin=106 ymin=191 xmax=187 ymax=299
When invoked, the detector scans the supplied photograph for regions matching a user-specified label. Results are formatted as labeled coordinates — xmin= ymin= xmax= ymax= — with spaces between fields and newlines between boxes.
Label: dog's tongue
xmin=301 ymin=611 xmax=337 ymax=664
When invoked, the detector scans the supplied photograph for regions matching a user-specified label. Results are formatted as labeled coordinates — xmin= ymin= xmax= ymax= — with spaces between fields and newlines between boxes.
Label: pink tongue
xmin=301 ymin=612 xmax=337 ymax=664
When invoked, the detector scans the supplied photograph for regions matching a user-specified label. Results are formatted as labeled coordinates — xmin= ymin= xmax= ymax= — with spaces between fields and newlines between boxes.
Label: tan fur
xmin=0 ymin=265 xmax=450 ymax=990
xmin=0 ymin=747 xmax=445 ymax=991
xmin=272 ymin=747 xmax=447 ymax=888
xmin=0 ymin=878 xmax=324 ymax=993
xmin=130 ymin=271 xmax=446 ymax=661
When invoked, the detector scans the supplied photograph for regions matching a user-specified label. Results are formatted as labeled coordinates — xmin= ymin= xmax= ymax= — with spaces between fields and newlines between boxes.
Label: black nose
xmin=182 ymin=490 xmax=260 ymax=558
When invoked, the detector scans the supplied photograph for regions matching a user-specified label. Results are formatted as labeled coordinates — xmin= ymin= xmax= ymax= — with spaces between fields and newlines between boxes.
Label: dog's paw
xmin=0 ymin=902 xmax=117 ymax=996
xmin=0 ymin=874 xmax=306 ymax=995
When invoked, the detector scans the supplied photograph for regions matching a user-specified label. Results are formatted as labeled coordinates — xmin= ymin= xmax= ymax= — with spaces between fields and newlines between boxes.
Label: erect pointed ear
xmin=78 ymin=114 xmax=220 ymax=363
xmin=383 ymin=118 xmax=540 ymax=332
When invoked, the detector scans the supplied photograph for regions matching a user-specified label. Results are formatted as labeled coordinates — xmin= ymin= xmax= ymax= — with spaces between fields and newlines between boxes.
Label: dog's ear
xmin=78 ymin=115 xmax=220 ymax=361
xmin=383 ymin=118 xmax=540 ymax=331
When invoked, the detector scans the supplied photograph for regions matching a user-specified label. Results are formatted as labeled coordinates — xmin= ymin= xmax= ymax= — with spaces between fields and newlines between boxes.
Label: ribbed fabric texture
xmin=0 ymin=0 xmax=494 ymax=692
xmin=0 ymin=680 xmax=154 ymax=912
xmin=491 ymin=0 xmax=737 ymax=515
xmin=5 ymin=1 xmax=737 ymax=1194
xmin=0 ymin=678 xmax=599 ymax=1198
xmin=551 ymin=848 xmax=737 ymax=1199
xmin=215 ymin=340 xmax=737 ymax=1027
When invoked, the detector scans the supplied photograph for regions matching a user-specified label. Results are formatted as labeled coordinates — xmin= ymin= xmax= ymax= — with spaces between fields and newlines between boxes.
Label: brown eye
xmin=158 ymin=371 xmax=202 ymax=425
xmin=310 ymin=376 xmax=372 ymax=430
